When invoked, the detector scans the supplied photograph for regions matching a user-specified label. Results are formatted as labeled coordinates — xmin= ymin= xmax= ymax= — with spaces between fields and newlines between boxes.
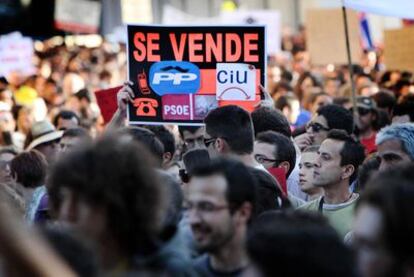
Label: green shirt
xmin=299 ymin=194 xmax=359 ymax=239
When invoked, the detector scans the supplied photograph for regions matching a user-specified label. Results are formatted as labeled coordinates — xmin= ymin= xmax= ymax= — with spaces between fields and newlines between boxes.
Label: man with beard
xmin=352 ymin=97 xmax=378 ymax=154
xmin=353 ymin=165 xmax=414 ymax=277
xmin=188 ymin=158 xmax=256 ymax=276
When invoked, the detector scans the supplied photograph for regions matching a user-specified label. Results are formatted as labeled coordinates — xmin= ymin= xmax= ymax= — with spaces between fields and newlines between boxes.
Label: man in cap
xmin=353 ymin=96 xmax=378 ymax=154
xmin=27 ymin=120 xmax=63 ymax=164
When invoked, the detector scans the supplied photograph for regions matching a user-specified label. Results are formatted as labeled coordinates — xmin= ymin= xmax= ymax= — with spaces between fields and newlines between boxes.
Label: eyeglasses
xmin=185 ymin=201 xmax=229 ymax=214
xmin=204 ymin=137 xmax=217 ymax=147
xmin=306 ymin=122 xmax=330 ymax=133
xmin=254 ymin=154 xmax=281 ymax=165
xmin=349 ymin=107 xmax=371 ymax=116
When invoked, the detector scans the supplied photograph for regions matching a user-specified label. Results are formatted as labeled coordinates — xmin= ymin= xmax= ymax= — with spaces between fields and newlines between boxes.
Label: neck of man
xmin=227 ymin=152 xmax=260 ymax=168
xmin=210 ymin=228 xmax=249 ymax=273
xmin=358 ymin=126 xmax=374 ymax=139
xmin=100 ymin=238 xmax=128 ymax=272
xmin=307 ymin=187 xmax=324 ymax=201
xmin=323 ymin=179 xmax=353 ymax=205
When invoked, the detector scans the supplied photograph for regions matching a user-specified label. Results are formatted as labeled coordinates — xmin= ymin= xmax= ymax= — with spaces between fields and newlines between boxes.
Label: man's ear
xmin=235 ymin=202 xmax=253 ymax=224
xmin=215 ymin=138 xmax=227 ymax=154
xmin=162 ymin=152 xmax=172 ymax=168
xmin=342 ymin=164 xmax=355 ymax=180
xmin=278 ymin=161 xmax=291 ymax=176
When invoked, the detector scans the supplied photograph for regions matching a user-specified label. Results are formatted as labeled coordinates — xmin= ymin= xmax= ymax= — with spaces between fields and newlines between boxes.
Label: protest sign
xmin=384 ymin=27 xmax=414 ymax=73
xmin=127 ymin=25 xmax=265 ymax=126
xmin=55 ymin=0 xmax=101 ymax=33
xmin=306 ymin=8 xmax=361 ymax=65
xmin=0 ymin=32 xmax=34 ymax=77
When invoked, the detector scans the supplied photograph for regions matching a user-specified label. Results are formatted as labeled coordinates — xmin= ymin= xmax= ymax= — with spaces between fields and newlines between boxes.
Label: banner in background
xmin=306 ymin=8 xmax=362 ymax=65
xmin=220 ymin=10 xmax=281 ymax=55
xmin=0 ymin=32 xmax=34 ymax=77
xmin=384 ymin=27 xmax=414 ymax=73
xmin=127 ymin=25 xmax=265 ymax=126
xmin=55 ymin=0 xmax=101 ymax=33
xmin=343 ymin=0 xmax=414 ymax=20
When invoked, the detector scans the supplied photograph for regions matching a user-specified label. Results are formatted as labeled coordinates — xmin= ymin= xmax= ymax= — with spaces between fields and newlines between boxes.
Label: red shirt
xmin=360 ymin=132 xmax=377 ymax=155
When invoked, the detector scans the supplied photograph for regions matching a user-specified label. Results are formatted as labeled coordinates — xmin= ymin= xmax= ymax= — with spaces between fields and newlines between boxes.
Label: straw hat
xmin=26 ymin=121 xmax=63 ymax=150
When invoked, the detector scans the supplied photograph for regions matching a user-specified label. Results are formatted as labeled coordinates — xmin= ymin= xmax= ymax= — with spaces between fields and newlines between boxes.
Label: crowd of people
xmin=0 ymin=25 xmax=413 ymax=277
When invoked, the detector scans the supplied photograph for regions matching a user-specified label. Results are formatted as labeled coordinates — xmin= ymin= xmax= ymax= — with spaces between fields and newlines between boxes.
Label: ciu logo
xmin=149 ymin=61 xmax=200 ymax=96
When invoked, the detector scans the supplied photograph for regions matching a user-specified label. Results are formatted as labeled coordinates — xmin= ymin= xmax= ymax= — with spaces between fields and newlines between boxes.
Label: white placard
xmin=55 ymin=0 xmax=101 ymax=33
xmin=220 ymin=10 xmax=280 ymax=55
xmin=216 ymin=63 xmax=256 ymax=101
xmin=0 ymin=32 xmax=34 ymax=77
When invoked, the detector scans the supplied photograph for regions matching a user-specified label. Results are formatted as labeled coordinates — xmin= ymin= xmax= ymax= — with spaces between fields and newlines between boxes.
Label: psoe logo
xmin=149 ymin=61 xmax=200 ymax=96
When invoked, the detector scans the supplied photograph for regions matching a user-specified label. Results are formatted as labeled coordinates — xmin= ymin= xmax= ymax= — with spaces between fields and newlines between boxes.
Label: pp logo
xmin=149 ymin=61 xmax=200 ymax=96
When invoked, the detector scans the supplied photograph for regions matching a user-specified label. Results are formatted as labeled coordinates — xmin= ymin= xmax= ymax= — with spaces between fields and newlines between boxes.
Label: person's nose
xmin=187 ymin=207 xmax=202 ymax=225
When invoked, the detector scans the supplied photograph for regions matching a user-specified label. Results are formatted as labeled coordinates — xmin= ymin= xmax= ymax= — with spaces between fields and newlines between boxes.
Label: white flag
xmin=343 ymin=0 xmax=414 ymax=19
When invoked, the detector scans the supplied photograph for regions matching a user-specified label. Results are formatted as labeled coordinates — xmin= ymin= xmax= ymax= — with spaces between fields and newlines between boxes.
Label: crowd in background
xmin=0 ymin=24 xmax=413 ymax=277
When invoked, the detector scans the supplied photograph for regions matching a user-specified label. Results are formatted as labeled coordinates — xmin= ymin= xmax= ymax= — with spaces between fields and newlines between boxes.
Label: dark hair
xmin=146 ymin=125 xmax=176 ymax=156
xmin=356 ymin=155 xmax=380 ymax=192
xmin=53 ymin=110 xmax=80 ymax=129
xmin=204 ymin=105 xmax=254 ymax=155
xmin=48 ymin=135 xmax=165 ymax=258
xmin=393 ymin=101 xmax=414 ymax=122
xmin=178 ymin=126 xmax=203 ymax=138
xmin=10 ymin=150 xmax=47 ymax=188
xmin=42 ymin=228 xmax=98 ymax=277
xmin=251 ymin=107 xmax=292 ymax=137
xmin=183 ymin=148 xmax=210 ymax=176
xmin=357 ymin=165 xmax=414 ymax=274
xmin=371 ymin=91 xmax=396 ymax=111
xmin=191 ymin=157 xmax=256 ymax=216
xmin=326 ymin=130 xmax=365 ymax=184
xmin=295 ymin=72 xmax=321 ymax=100
xmin=271 ymin=81 xmax=293 ymax=97
xmin=249 ymin=168 xmax=290 ymax=215
xmin=247 ymin=210 xmax=355 ymax=277
xmin=62 ymin=127 xmax=91 ymax=140
xmin=332 ymin=97 xmax=351 ymax=107
xmin=74 ymin=89 xmax=91 ymax=103
xmin=119 ymin=127 xmax=164 ymax=165
xmin=256 ymin=131 xmax=296 ymax=177
xmin=317 ymin=104 xmax=354 ymax=134
xmin=157 ymin=170 xmax=183 ymax=229
xmin=310 ymin=92 xmax=331 ymax=104
xmin=275 ymin=93 xmax=299 ymax=112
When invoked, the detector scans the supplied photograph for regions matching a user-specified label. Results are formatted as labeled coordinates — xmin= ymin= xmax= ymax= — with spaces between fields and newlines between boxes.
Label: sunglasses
xmin=349 ymin=107 xmax=371 ymax=116
xmin=306 ymin=122 xmax=330 ymax=133
xmin=204 ymin=137 xmax=216 ymax=147
xmin=254 ymin=154 xmax=282 ymax=166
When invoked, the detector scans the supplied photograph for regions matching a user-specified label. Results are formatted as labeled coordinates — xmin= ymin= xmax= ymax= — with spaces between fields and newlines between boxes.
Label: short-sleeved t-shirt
xmin=193 ymin=255 xmax=246 ymax=277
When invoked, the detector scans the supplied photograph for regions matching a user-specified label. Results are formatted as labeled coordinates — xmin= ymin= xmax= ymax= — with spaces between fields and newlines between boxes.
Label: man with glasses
xmin=294 ymin=104 xmax=354 ymax=152
xmin=203 ymin=105 xmax=261 ymax=169
xmin=188 ymin=158 xmax=256 ymax=276
xmin=352 ymin=96 xmax=378 ymax=154
xmin=254 ymin=131 xmax=296 ymax=194
xmin=203 ymin=105 xmax=287 ymax=211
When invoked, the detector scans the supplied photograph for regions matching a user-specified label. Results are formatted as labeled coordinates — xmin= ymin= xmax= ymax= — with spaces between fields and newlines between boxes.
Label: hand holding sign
xmin=117 ymin=81 xmax=135 ymax=113
xmin=254 ymin=85 xmax=275 ymax=109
